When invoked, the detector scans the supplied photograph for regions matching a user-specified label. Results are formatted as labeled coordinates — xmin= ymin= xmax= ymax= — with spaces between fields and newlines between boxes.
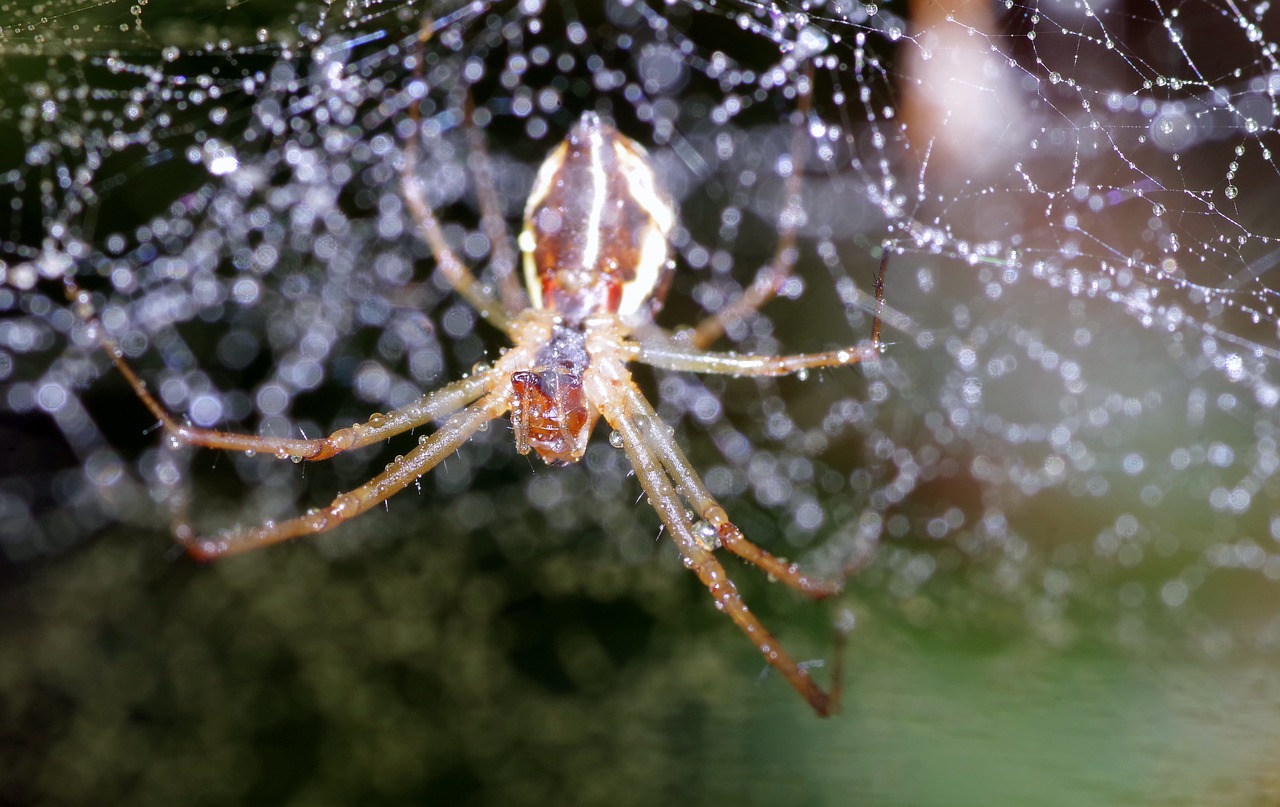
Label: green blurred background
xmin=6 ymin=508 xmax=1279 ymax=806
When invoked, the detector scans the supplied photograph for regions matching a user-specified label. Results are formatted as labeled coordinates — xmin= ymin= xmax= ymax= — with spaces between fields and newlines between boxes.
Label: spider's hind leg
xmin=684 ymin=64 xmax=814 ymax=350
xmin=463 ymin=93 xmax=528 ymax=317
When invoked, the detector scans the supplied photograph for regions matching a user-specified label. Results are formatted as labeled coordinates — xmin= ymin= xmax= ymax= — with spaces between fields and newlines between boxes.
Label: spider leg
xmin=620 ymin=383 xmax=842 ymax=598
xmin=186 ymin=392 xmax=510 ymax=560
xmin=683 ymin=64 xmax=814 ymax=350
xmin=401 ymin=22 xmax=512 ymax=332
xmin=635 ymin=249 xmax=888 ymax=377
xmin=464 ymin=94 xmax=528 ymax=316
xmin=401 ymin=148 xmax=513 ymax=331
xmin=66 ymin=278 xmax=499 ymax=461
xmin=587 ymin=360 xmax=840 ymax=716
xmin=633 ymin=339 xmax=878 ymax=376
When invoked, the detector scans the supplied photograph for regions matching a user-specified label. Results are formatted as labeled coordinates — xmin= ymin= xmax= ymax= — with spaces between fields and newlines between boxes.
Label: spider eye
xmin=520 ymin=113 xmax=676 ymax=321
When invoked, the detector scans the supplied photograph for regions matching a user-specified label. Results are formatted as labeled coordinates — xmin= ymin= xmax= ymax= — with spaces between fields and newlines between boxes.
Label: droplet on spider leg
xmin=692 ymin=518 xmax=721 ymax=550
xmin=609 ymin=431 xmax=624 ymax=448
xmin=834 ymin=608 xmax=857 ymax=634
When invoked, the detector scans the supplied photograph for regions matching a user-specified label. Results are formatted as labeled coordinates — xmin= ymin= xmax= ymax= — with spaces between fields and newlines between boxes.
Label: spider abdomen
xmin=518 ymin=112 xmax=676 ymax=323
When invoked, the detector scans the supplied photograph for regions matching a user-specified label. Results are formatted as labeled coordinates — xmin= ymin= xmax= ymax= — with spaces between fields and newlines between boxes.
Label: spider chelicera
xmin=66 ymin=93 xmax=885 ymax=716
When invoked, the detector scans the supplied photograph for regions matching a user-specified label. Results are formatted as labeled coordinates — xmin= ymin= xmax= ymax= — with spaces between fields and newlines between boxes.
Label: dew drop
xmin=693 ymin=519 xmax=721 ymax=551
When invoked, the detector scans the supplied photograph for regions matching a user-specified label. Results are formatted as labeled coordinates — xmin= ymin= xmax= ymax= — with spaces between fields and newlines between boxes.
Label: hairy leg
xmin=68 ymin=275 xmax=498 ymax=461
xmin=636 ymin=248 xmax=887 ymax=376
xmin=401 ymin=19 xmax=512 ymax=331
xmin=185 ymin=392 xmax=510 ymax=559
xmin=633 ymin=339 xmax=878 ymax=377
xmin=619 ymin=382 xmax=844 ymax=598
xmin=587 ymin=360 xmax=840 ymax=716
xmin=401 ymin=151 xmax=514 ymax=331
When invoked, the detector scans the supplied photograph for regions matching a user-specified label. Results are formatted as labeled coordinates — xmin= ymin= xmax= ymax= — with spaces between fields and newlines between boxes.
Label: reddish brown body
xmin=510 ymin=326 xmax=593 ymax=464
xmin=512 ymin=113 xmax=675 ymax=466
xmin=519 ymin=113 xmax=675 ymax=324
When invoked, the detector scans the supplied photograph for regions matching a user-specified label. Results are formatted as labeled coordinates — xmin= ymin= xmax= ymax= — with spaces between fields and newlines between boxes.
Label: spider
xmin=65 ymin=91 xmax=885 ymax=717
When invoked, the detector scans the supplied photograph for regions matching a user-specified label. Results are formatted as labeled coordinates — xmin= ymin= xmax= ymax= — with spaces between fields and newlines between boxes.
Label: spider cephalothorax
xmin=510 ymin=323 xmax=594 ymax=465
xmin=68 ymin=97 xmax=885 ymax=716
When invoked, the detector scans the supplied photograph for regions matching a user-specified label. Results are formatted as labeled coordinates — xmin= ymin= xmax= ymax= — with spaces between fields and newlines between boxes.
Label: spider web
xmin=7 ymin=0 xmax=1280 ymax=802
xmin=2 ymin=0 xmax=1279 ymax=682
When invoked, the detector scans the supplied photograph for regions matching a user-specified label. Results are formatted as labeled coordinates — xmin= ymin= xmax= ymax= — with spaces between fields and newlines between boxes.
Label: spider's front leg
xmin=66 ymin=277 xmax=509 ymax=557
xmin=620 ymin=384 xmax=849 ymax=598
xmin=186 ymin=393 xmax=510 ymax=559
xmin=586 ymin=359 xmax=841 ymax=716
xmin=67 ymin=277 xmax=501 ymax=463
